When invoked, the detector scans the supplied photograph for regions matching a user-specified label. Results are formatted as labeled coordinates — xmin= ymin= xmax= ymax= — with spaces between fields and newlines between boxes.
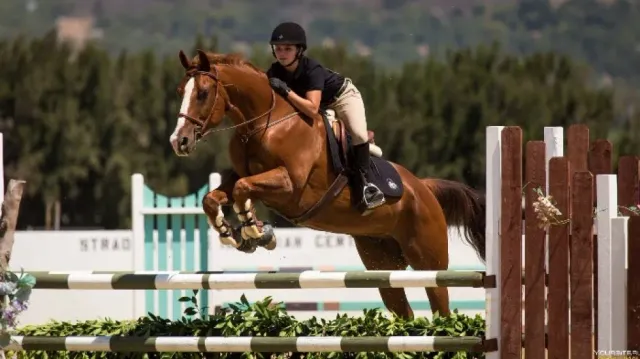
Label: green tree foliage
xmin=0 ymin=31 xmax=637 ymax=230
xmin=2 ymin=0 xmax=640 ymax=78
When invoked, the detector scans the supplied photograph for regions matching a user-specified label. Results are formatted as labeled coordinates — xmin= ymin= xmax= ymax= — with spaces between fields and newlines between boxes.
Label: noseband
xmin=177 ymin=66 xmax=297 ymax=143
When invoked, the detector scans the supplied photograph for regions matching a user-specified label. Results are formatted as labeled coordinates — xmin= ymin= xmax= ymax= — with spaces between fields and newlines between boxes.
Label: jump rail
xmin=27 ymin=270 xmax=486 ymax=290
xmin=5 ymin=336 xmax=487 ymax=353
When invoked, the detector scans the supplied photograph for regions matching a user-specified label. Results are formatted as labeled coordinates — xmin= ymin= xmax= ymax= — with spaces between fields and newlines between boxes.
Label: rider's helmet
xmin=270 ymin=22 xmax=307 ymax=51
xmin=269 ymin=22 xmax=306 ymax=66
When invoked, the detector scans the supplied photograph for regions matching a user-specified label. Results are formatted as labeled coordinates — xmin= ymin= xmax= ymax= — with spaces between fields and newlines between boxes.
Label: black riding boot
xmin=352 ymin=142 xmax=385 ymax=213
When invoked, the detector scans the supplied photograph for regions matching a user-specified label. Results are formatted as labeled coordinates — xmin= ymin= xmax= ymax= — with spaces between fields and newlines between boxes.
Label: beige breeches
xmin=328 ymin=79 xmax=369 ymax=146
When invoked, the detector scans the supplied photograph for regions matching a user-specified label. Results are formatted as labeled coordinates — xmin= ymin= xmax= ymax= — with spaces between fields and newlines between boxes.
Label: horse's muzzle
xmin=170 ymin=135 xmax=193 ymax=156
xmin=178 ymin=136 xmax=194 ymax=155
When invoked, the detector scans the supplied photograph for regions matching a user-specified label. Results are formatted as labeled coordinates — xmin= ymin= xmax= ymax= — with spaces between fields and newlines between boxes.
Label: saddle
xmin=323 ymin=109 xmax=403 ymax=198
xmin=285 ymin=108 xmax=404 ymax=224
xmin=325 ymin=109 xmax=383 ymax=166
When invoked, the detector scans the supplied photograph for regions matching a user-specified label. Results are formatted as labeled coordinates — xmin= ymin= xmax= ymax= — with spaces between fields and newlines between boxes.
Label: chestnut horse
xmin=170 ymin=50 xmax=486 ymax=319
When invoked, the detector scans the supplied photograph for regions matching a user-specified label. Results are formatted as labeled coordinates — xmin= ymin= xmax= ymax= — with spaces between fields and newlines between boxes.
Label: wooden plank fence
xmin=489 ymin=124 xmax=640 ymax=359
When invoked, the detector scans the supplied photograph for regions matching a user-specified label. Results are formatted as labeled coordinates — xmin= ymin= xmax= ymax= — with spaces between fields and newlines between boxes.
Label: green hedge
xmin=8 ymin=295 xmax=486 ymax=359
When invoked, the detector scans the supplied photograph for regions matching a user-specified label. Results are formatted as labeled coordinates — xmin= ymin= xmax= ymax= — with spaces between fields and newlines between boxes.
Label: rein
xmin=177 ymin=67 xmax=299 ymax=144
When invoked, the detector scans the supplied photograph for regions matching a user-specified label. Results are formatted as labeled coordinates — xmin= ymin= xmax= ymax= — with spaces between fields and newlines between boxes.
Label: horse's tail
xmin=421 ymin=178 xmax=486 ymax=263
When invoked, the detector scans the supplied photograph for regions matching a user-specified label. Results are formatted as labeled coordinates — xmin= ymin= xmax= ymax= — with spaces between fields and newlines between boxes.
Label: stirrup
xmin=362 ymin=182 xmax=386 ymax=209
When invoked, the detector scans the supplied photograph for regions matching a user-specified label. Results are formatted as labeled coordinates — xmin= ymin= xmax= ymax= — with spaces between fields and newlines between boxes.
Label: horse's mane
xmin=194 ymin=51 xmax=266 ymax=76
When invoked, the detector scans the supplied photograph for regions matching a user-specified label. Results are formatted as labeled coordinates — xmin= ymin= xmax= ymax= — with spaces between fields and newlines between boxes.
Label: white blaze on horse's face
xmin=170 ymin=77 xmax=195 ymax=156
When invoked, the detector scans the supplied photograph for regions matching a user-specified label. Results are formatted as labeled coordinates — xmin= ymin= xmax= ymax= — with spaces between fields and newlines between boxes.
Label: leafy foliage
xmin=9 ymin=295 xmax=487 ymax=358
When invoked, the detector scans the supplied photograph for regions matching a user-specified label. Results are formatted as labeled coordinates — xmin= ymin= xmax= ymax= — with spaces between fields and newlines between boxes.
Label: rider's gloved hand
xmin=269 ymin=78 xmax=291 ymax=98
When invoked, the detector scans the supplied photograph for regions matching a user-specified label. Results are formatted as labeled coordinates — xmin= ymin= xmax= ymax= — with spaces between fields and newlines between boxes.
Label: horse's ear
xmin=178 ymin=50 xmax=191 ymax=70
xmin=196 ymin=49 xmax=210 ymax=71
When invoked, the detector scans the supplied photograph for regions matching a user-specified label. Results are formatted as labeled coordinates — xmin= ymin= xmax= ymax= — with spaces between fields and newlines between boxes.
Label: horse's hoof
xmin=236 ymin=238 xmax=257 ymax=253
xmin=257 ymin=223 xmax=277 ymax=250
xmin=219 ymin=234 xmax=239 ymax=248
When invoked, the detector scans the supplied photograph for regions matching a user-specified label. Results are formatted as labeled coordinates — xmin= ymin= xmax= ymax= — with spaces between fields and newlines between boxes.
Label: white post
xmin=596 ymin=174 xmax=617 ymax=351
xmin=485 ymin=126 xmax=503 ymax=359
xmin=209 ymin=173 xmax=221 ymax=197
xmin=207 ymin=175 xmax=220 ymax=264
xmin=544 ymin=127 xmax=564 ymax=192
xmin=131 ymin=173 xmax=146 ymax=318
xmin=611 ymin=216 xmax=628 ymax=350
xmin=205 ymin=172 xmax=222 ymax=316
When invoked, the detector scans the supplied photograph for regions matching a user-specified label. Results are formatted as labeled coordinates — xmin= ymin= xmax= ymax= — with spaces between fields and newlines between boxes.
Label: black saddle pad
xmin=366 ymin=156 xmax=404 ymax=198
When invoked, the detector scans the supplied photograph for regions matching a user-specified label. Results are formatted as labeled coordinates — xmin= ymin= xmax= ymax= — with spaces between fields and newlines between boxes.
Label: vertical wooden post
xmin=571 ymin=172 xmax=595 ymax=358
xmin=524 ymin=141 xmax=546 ymax=359
xmin=0 ymin=180 xmax=26 ymax=272
xmin=500 ymin=127 xmax=523 ymax=359
xmin=628 ymin=216 xmax=640 ymax=350
xmin=547 ymin=157 xmax=570 ymax=359
xmin=0 ymin=179 xmax=27 ymax=312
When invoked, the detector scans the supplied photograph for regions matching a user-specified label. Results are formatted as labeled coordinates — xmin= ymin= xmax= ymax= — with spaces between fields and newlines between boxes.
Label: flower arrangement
xmin=531 ymin=187 xmax=568 ymax=229
xmin=0 ymin=269 xmax=35 ymax=351
xmin=529 ymin=185 xmax=640 ymax=230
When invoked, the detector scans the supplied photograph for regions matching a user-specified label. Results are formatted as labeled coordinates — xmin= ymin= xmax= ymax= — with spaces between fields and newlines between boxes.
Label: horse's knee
xmin=232 ymin=178 xmax=252 ymax=201
xmin=202 ymin=196 xmax=215 ymax=214
xmin=202 ymin=191 xmax=228 ymax=214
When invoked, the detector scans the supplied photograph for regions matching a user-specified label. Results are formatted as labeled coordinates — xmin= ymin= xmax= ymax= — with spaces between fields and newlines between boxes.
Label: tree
xmin=0 ymin=31 xmax=630 ymax=229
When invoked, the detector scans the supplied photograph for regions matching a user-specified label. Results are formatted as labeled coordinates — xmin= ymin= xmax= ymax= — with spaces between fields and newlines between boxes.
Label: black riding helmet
xmin=270 ymin=22 xmax=307 ymax=67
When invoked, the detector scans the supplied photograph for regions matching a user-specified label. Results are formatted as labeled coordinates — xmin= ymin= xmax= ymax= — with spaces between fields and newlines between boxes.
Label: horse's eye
xmin=197 ymin=90 xmax=208 ymax=101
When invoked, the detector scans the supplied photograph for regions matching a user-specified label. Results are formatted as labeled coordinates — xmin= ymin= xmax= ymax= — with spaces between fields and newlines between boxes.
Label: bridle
xmin=177 ymin=66 xmax=299 ymax=144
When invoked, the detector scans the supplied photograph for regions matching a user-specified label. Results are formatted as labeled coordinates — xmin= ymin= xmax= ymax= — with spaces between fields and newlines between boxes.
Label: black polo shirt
xmin=266 ymin=56 xmax=345 ymax=108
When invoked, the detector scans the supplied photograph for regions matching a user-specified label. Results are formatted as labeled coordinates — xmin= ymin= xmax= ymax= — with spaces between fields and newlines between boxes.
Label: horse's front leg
xmin=232 ymin=166 xmax=294 ymax=250
xmin=202 ymin=169 xmax=257 ymax=253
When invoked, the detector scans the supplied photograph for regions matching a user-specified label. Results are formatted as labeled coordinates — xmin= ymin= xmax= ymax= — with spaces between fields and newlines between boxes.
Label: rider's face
xmin=274 ymin=44 xmax=298 ymax=65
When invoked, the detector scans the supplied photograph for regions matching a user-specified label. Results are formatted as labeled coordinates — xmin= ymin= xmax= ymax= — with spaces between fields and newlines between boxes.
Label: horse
xmin=169 ymin=49 xmax=486 ymax=319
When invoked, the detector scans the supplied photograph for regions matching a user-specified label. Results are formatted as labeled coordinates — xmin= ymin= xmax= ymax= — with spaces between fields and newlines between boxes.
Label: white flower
xmin=0 ymin=282 xmax=16 ymax=296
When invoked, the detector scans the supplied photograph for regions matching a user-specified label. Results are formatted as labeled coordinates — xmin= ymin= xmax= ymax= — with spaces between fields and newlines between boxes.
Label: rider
xmin=265 ymin=21 xmax=386 ymax=213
